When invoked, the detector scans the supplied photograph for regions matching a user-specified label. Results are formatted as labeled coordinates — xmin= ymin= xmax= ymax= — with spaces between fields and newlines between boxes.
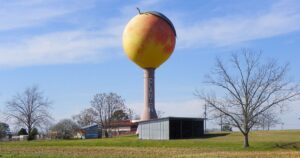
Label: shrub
xmin=29 ymin=128 xmax=39 ymax=140
xmin=0 ymin=122 xmax=10 ymax=138
xmin=18 ymin=128 xmax=28 ymax=135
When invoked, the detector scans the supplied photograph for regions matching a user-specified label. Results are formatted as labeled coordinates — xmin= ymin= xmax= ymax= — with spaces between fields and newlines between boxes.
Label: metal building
xmin=80 ymin=124 xmax=101 ymax=139
xmin=138 ymin=117 xmax=204 ymax=140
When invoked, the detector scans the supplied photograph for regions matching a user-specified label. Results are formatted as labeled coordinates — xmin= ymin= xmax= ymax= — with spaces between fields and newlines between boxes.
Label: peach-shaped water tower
xmin=122 ymin=9 xmax=176 ymax=121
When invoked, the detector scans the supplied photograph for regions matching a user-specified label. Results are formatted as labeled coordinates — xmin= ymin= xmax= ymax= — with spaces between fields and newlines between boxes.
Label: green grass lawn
xmin=1 ymin=130 xmax=300 ymax=158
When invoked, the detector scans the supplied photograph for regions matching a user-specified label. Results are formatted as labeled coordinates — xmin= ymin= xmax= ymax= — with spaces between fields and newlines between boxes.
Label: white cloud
xmin=0 ymin=0 xmax=161 ymax=67
xmin=0 ymin=30 xmax=120 ymax=67
xmin=0 ymin=0 xmax=95 ymax=31
xmin=177 ymin=0 xmax=300 ymax=48
xmin=1 ymin=0 xmax=299 ymax=67
xmin=0 ymin=1 xmax=108 ymax=67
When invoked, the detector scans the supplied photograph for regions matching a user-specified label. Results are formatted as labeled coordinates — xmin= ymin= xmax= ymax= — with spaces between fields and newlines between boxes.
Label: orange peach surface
xmin=123 ymin=13 xmax=176 ymax=68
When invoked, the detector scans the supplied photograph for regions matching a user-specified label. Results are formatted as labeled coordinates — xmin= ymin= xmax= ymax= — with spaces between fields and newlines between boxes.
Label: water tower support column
xmin=142 ymin=68 xmax=158 ymax=120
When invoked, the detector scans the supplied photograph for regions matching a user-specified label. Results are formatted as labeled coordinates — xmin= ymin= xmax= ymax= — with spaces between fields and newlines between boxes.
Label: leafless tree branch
xmin=196 ymin=49 xmax=300 ymax=148
xmin=5 ymin=86 xmax=52 ymax=140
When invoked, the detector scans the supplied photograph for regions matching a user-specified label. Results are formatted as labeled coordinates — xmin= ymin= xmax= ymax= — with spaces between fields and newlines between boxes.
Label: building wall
xmin=138 ymin=117 xmax=204 ymax=140
xmin=82 ymin=125 xmax=101 ymax=139
xmin=111 ymin=127 xmax=131 ymax=132
xmin=138 ymin=119 xmax=169 ymax=140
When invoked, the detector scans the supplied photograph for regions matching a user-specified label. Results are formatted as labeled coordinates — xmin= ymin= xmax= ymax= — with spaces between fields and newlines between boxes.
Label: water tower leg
xmin=141 ymin=68 xmax=158 ymax=120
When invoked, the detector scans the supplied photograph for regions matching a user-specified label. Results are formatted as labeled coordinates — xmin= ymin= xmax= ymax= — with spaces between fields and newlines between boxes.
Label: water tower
xmin=122 ymin=9 xmax=176 ymax=121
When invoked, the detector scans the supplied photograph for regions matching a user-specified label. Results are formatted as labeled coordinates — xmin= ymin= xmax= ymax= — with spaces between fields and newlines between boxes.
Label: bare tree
xmin=156 ymin=110 xmax=165 ymax=118
xmin=90 ymin=92 xmax=126 ymax=137
xmin=126 ymin=108 xmax=134 ymax=120
xmin=111 ymin=108 xmax=133 ymax=121
xmin=255 ymin=109 xmax=280 ymax=130
xmin=196 ymin=49 xmax=300 ymax=148
xmin=50 ymin=119 xmax=79 ymax=139
xmin=212 ymin=110 xmax=227 ymax=131
xmin=5 ymin=86 xmax=52 ymax=140
xmin=72 ymin=108 xmax=97 ymax=127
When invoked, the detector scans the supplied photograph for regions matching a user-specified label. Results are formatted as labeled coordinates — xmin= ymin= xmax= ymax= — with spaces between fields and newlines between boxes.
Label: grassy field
xmin=1 ymin=130 xmax=300 ymax=158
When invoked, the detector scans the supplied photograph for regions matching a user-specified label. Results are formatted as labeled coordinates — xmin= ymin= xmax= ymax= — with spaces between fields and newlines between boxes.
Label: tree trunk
xmin=220 ymin=116 xmax=223 ymax=131
xmin=243 ymin=133 xmax=250 ymax=148
xmin=27 ymin=126 xmax=31 ymax=141
xmin=104 ymin=129 xmax=108 ymax=138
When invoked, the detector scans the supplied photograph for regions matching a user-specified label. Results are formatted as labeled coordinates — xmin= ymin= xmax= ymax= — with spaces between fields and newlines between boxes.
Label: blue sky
xmin=0 ymin=0 xmax=300 ymax=130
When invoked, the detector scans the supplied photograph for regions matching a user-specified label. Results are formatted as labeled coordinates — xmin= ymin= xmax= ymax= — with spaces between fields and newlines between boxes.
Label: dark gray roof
xmin=138 ymin=117 xmax=204 ymax=124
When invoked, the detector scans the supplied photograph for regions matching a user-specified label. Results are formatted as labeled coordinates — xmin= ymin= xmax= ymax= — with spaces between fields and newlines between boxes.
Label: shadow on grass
xmin=274 ymin=142 xmax=300 ymax=150
xmin=202 ymin=133 xmax=230 ymax=138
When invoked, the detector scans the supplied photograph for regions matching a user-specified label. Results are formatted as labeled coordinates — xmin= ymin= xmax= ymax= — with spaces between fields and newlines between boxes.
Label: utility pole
xmin=204 ymin=103 xmax=207 ymax=134
xmin=220 ymin=114 xmax=223 ymax=131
